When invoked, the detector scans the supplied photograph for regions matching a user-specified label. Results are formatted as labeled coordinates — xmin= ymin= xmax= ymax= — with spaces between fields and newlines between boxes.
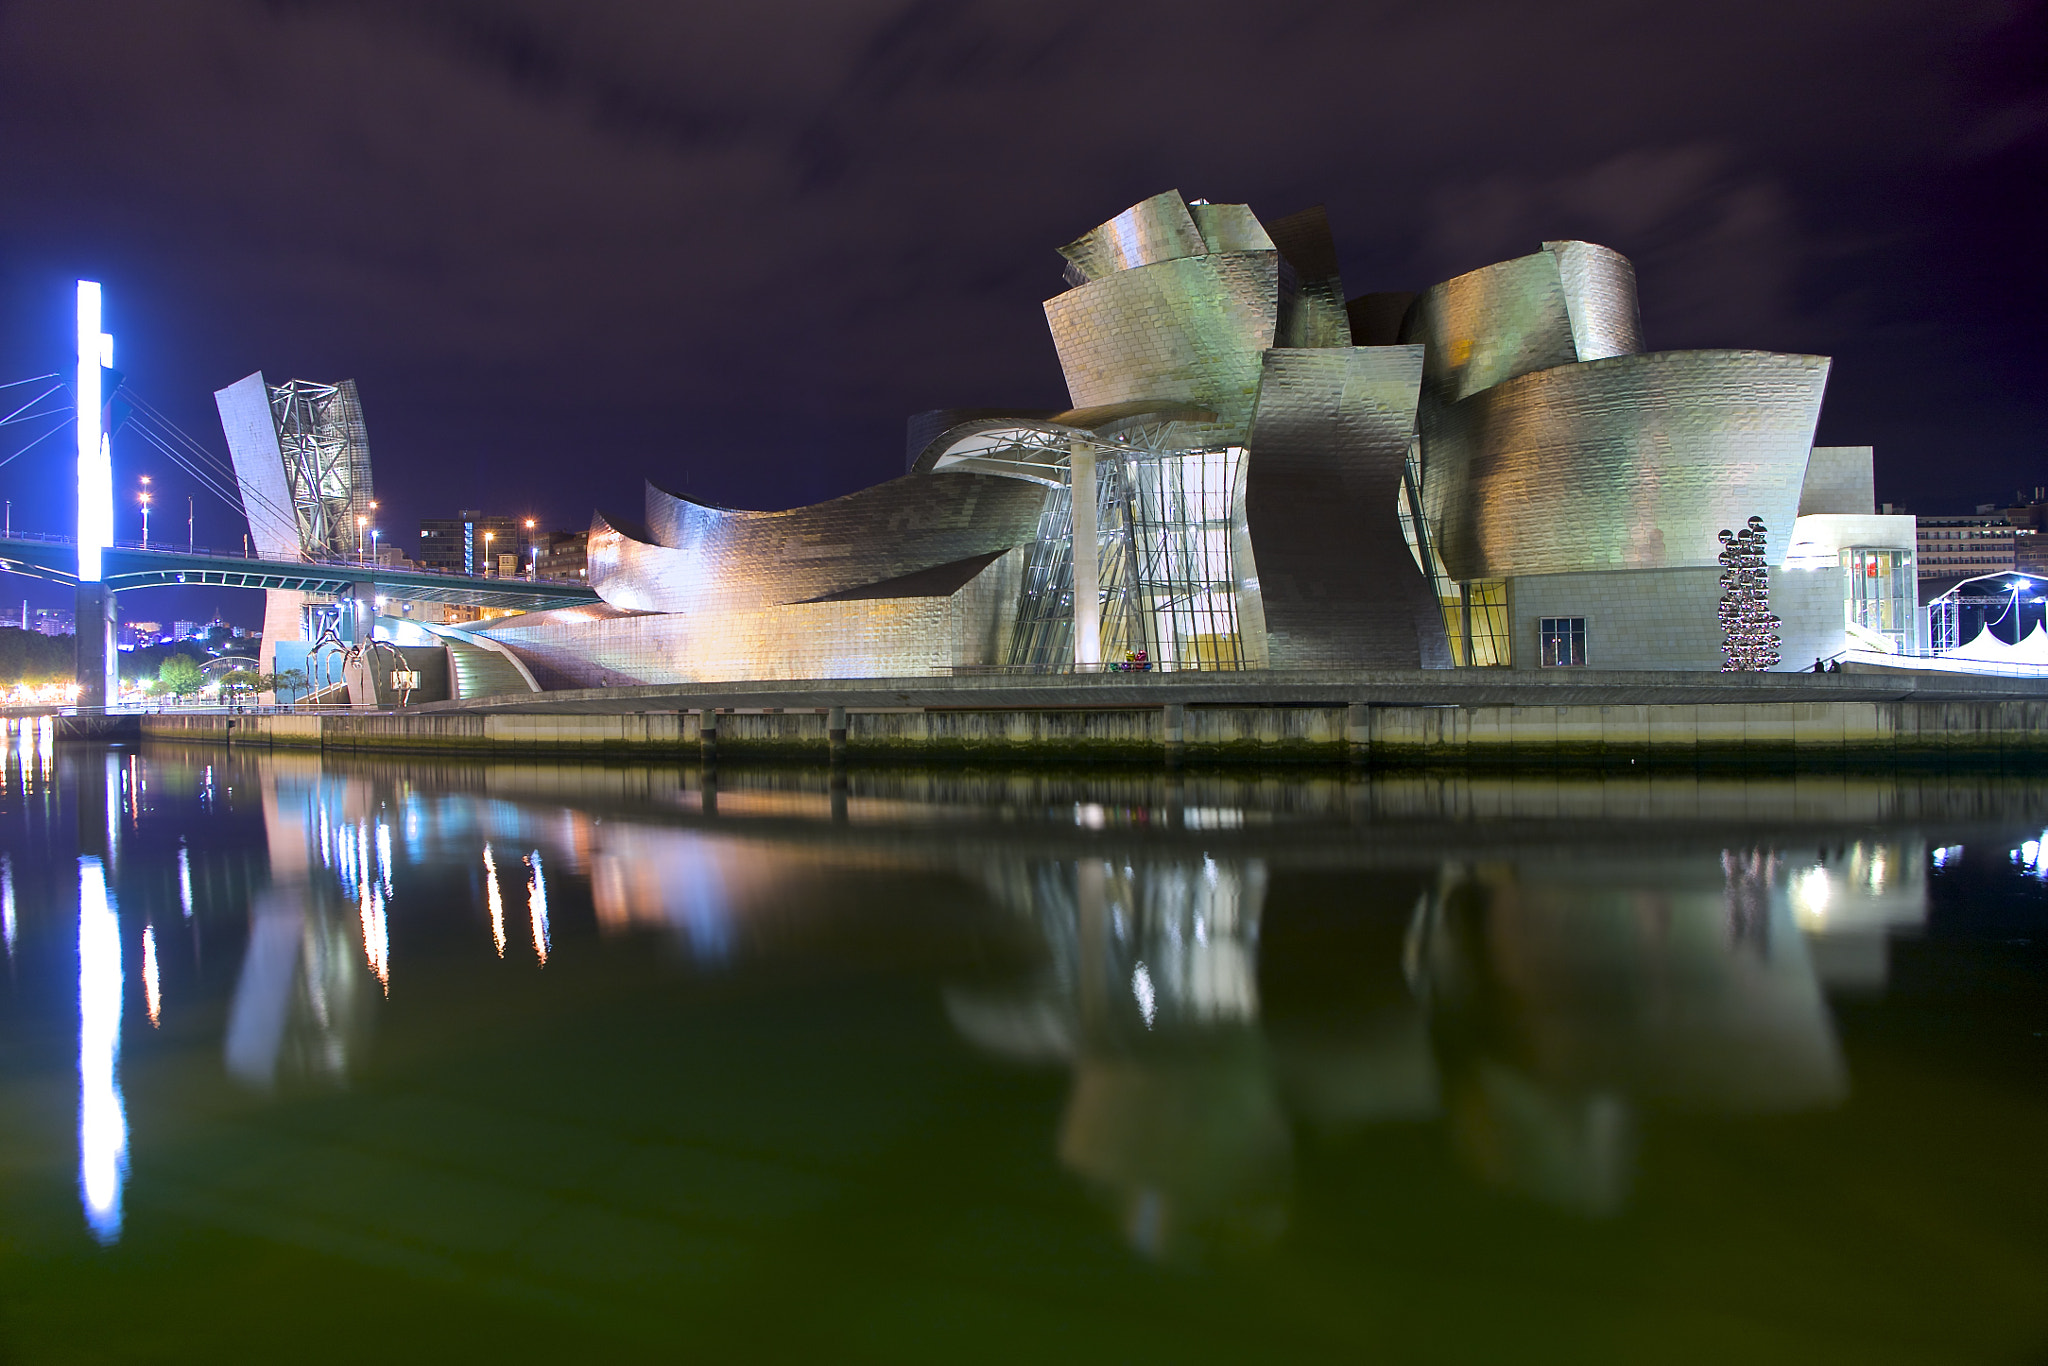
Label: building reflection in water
xmin=945 ymin=834 xmax=1927 ymax=1257
xmin=177 ymin=755 xmax=1954 ymax=1262
xmin=947 ymin=856 xmax=1285 ymax=1259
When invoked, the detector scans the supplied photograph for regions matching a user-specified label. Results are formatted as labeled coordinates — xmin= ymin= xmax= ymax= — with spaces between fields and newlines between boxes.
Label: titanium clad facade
xmin=1265 ymin=205 xmax=1353 ymax=349
xmin=1797 ymin=446 xmax=1878 ymax=516
xmin=472 ymin=190 xmax=1854 ymax=685
xmin=1418 ymin=350 xmax=1831 ymax=581
xmin=1043 ymin=252 xmax=1279 ymax=441
xmin=1188 ymin=203 xmax=1275 ymax=255
xmin=488 ymin=550 xmax=1023 ymax=685
xmin=600 ymin=474 xmax=1045 ymax=615
xmin=1405 ymin=250 xmax=1581 ymax=403
xmin=214 ymin=371 xmax=301 ymax=561
xmin=1244 ymin=347 xmax=1451 ymax=668
xmin=1544 ymin=239 xmax=1643 ymax=360
xmin=1057 ymin=190 xmax=1209 ymax=282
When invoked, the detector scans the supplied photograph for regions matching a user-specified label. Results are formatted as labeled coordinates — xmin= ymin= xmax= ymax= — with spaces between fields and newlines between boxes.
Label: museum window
xmin=1538 ymin=617 xmax=1586 ymax=667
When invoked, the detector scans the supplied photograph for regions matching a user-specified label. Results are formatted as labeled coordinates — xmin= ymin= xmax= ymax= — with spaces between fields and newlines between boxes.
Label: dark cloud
xmin=1 ymin=0 xmax=2042 ymax=623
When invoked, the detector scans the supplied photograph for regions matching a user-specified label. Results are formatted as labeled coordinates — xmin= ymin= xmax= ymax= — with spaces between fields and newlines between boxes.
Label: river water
xmin=0 ymin=731 xmax=2043 ymax=1362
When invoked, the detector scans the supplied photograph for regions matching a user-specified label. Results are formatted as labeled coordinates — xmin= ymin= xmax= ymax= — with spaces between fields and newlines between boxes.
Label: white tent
xmin=1945 ymin=625 xmax=2021 ymax=663
xmin=2010 ymin=624 xmax=2048 ymax=666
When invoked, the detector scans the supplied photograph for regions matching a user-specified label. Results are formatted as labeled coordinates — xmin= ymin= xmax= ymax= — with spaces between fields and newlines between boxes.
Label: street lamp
xmin=139 ymin=475 xmax=152 ymax=549
xmin=483 ymin=530 xmax=495 ymax=578
xmin=356 ymin=514 xmax=367 ymax=563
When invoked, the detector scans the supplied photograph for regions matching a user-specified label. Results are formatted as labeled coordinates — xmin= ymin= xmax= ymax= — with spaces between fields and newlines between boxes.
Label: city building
xmin=1916 ymin=514 xmax=2016 ymax=581
xmin=172 ymin=619 xmax=199 ymax=640
xmin=418 ymin=512 xmax=533 ymax=577
xmin=534 ymin=530 xmax=588 ymax=581
xmin=32 ymin=607 xmax=74 ymax=637
xmin=469 ymin=190 xmax=1889 ymax=684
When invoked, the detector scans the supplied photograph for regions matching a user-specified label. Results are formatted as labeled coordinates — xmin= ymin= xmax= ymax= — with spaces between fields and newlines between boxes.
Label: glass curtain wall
xmin=1840 ymin=548 xmax=1917 ymax=652
xmin=1005 ymin=459 xmax=1141 ymax=672
xmin=1125 ymin=447 xmax=1246 ymax=670
xmin=1398 ymin=442 xmax=1510 ymax=667
xmin=1006 ymin=444 xmax=1247 ymax=673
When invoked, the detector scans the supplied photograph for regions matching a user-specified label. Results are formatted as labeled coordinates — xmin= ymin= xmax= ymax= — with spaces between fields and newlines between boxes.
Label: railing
xmin=0 ymin=529 xmax=590 ymax=587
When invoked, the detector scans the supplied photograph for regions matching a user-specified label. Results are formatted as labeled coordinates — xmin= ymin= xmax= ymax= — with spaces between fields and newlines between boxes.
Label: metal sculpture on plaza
xmin=1717 ymin=518 xmax=1782 ymax=672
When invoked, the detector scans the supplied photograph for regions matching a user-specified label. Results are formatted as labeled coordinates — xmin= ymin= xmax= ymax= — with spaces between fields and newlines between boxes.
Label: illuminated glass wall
xmin=1840 ymin=547 xmax=1917 ymax=652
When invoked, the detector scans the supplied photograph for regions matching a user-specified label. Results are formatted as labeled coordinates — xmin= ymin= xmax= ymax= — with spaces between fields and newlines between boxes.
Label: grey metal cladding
xmin=1345 ymin=292 xmax=1417 ymax=347
xmin=1056 ymin=191 xmax=1207 ymax=283
xmin=594 ymin=473 xmax=1046 ymax=615
xmin=1264 ymin=205 xmax=1342 ymax=281
xmin=1188 ymin=203 xmax=1274 ymax=255
xmin=1418 ymin=349 xmax=1831 ymax=581
xmin=1043 ymin=251 xmax=1279 ymax=441
xmin=213 ymin=371 xmax=301 ymax=561
xmin=1798 ymin=445 xmax=1876 ymax=516
xmin=1267 ymin=205 xmax=1352 ymax=349
xmin=1544 ymin=240 xmax=1643 ymax=360
xmin=1243 ymin=346 xmax=1452 ymax=668
xmin=490 ymin=550 xmax=1024 ymax=685
xmin=1403 ymin=249 xmax=1579 ymax=403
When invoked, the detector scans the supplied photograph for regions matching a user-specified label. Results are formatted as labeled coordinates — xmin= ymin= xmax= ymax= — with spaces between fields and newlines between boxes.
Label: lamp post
xmin=138 ymin=475 xmax=152 ymax=548
xmin=356 ymin=514 xmax=367 ymax=564
xmin=525 ymin=518 xmax=538 ymax=580
xmin=187 ymin=495 xmax=193 ymax=552
xmin=483 ymin=531 xmax=495 ymax=579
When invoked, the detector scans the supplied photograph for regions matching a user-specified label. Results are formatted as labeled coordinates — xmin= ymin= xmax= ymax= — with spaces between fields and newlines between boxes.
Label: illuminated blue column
xmin=74 ymin=282 xmax=116 ymax=707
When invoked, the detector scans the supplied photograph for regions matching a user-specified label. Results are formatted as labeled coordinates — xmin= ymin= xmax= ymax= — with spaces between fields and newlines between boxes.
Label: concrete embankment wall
xmin=134 ymin=699 xmax=2048 ymax=768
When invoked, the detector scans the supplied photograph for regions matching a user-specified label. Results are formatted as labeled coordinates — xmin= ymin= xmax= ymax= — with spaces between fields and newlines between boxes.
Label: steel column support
xmin=73 ymin=582 xmax=116 ymax=708
xmin=1071 ymin=441 xmax=1100 ymax=669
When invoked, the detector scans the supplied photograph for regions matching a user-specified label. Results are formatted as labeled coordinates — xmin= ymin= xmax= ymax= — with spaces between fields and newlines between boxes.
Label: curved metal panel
xmin=214 ymin=371 xmax=300 ymax=562
xmin=598 ymin=474 xmax=1045 ymax=616
xmin=1545 ymin=240 xmax=1642 ymax=360
xmin=1403 ymin=250 xmax=1578 ymax=404
xmin=1189 ymin=202 xmax=1274 ymax=255
xmin=488 ymin=549 xmax=1024 ymax=685
xmin=1056 ymin=190 xmax=1207 ymax=283
xmin=1243 ymin=346 xmax=1452 ymax=668
xmin=1419 ymin=350 xmax=1831 ymax=580
xmin=1043 ymin=251 xmax=1279 ymax=440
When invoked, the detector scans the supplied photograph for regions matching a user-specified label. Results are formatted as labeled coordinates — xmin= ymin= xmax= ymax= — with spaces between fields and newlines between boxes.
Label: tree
xmin=157 ymin=654 xmax=203 ymax=699
xmin=267 ymin=668 xmax=308 ymax=703
xmin=220 ymin=668 xmax=262 ymax=701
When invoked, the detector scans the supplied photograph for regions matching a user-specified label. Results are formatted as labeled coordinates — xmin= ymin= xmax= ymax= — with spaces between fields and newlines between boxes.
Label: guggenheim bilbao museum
xmin=239 ymin=189 xmax=1920 ymax=687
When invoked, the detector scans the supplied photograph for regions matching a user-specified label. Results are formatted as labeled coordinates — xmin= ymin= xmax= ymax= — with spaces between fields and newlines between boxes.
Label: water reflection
xmin=223 ymin=882 xmax=372 ymax=1090
xmin=943 ymin=830 xmax=1926 ymax=1256
xmin=949 ymin=856 xmax=1282 ymax=1257
xmin=18 ymin=748 xmax=2034 ymax=1270
xmin=77 ymin=855 xmax=126 ymax=1243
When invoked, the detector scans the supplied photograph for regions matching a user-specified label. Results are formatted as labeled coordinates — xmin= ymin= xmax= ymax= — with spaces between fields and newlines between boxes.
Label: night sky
xmin=2 ymin=0 xmax=2043 ymax=625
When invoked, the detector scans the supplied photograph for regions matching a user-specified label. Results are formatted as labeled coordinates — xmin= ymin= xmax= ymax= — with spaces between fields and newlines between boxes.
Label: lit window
xmin=1538 ymin=617 xmax=1587 ymax=667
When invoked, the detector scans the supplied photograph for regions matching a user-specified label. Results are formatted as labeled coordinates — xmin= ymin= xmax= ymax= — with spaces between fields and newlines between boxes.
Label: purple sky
xmin=2 ymin=0 xmax=2043 ymax=622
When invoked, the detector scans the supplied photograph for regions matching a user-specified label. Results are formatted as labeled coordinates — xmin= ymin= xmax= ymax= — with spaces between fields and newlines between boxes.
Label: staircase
xmin=444 ymin=639 xmax=536 ymax=701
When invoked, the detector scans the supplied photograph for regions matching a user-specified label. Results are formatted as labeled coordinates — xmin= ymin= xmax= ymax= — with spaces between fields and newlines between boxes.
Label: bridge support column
xmin=346 ymin=582 xmax=376 ymax=645
xmin=73 ymin=583 xmax=116 ymax=708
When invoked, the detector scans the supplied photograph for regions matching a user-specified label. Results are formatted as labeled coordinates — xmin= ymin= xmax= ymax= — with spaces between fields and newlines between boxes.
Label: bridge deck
xmin=0 ymin=535 xmax=599 ymax=610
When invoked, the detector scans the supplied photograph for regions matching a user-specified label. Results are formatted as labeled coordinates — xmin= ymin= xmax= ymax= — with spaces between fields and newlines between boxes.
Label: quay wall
xmin=132 ymin=698 xmax=2048 ymax=769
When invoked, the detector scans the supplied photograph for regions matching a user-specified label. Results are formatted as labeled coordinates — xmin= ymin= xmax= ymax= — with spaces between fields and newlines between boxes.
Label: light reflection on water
xmin=1 ymin=743 xmax=2044 ymax=1356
